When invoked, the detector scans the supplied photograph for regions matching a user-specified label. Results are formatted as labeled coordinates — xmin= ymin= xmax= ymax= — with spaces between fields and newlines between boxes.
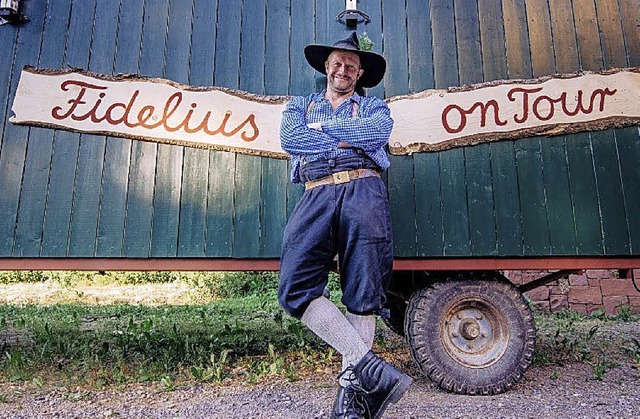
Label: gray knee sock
xmin=340 ymin=312 xmax=376 ymax=387
xmin=300 ymin=297 xmax=369 ymax=369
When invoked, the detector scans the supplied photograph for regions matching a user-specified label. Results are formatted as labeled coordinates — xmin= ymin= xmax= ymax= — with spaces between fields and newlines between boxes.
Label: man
xmin=278 ymin=32 xmax=412 ymax=419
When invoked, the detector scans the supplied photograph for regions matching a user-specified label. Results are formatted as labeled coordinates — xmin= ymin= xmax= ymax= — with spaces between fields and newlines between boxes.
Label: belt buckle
xmin=332 ymin=171 xmax=350 ymax=185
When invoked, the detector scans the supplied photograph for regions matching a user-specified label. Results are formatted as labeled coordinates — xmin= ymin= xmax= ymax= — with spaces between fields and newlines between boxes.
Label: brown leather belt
xmin=304 ymin=168 xmax=380 ymax=190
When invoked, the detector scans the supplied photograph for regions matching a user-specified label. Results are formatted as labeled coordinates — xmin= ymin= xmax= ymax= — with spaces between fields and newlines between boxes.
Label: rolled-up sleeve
xmin=280 ymin=96 xmax=339 ymax=155
xmin=320 ymin=98 xmax=393 ymax=151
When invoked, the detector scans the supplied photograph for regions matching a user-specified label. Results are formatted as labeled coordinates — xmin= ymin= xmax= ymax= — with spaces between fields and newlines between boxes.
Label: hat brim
xmin=304 ymin=44 xmax=387 ymax=88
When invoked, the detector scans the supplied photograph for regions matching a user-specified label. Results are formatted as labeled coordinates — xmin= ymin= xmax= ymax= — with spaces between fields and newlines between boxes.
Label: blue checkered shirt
xmin=280 ymin=91 xmax=393 ymax=183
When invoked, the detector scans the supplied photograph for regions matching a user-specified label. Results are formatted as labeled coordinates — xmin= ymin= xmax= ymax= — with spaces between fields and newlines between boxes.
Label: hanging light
xmin=337 ymin=0 xmax=370 ymax=29
xmin=0 ymin=0 xmax=27 ymax=25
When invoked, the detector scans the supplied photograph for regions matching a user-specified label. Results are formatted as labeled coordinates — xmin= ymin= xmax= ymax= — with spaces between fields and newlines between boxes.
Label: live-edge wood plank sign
xmin=10 ymin=66 xmax=640 ymax=157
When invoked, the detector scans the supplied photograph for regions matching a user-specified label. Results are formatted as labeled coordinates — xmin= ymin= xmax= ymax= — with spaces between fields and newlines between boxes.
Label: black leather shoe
xmin=330 ymin=385 xmax=369 ymax=419
xmin=352 ymin=351 xmax=412 ymax=419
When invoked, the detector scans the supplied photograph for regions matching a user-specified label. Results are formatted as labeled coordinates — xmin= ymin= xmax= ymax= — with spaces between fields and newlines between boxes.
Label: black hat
xmin=304 ymin=32 xmax=387 ymax=88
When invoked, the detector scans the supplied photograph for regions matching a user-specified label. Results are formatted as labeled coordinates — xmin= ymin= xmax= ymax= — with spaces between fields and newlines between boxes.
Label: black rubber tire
xmin=380 ymin=296 xmax=407 ymax=337
xmin=405 ymin=278 xmax=535 ymax=395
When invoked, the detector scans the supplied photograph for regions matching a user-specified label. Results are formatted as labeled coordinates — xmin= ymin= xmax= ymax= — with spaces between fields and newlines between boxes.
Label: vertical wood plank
xmin=123 ymin=0 xmax=168 ymax=257
xmin=572 ymin=0 xmax=603 ymax=71
xmin=594 ymin=0 xmax=627 ymax=69
xmin=407 ymin=0 xmax=435 ymax=93
xmin=616 ymin=127 xmax=640 ymax=253
xmin=289 ymin=0 xmax=315 ymax=96
xmin=440 ymin=148 xmax=470 ymax=256
xmin=479 ymin=0 xmax=520 ymax=256
xmin=491 ymin=140 xmax=523 ymax=255
xmin=414 ymin=154 xmax=443 ymax=256
xmin=454 ymin=0 xmax=483 ymax=85
xmin=260 ymin=158 xmax=287 ymax=257
xmin=541 ymin=139 xmax=577 ymax=254
xmin=150 ymin=0 xmax=191 ymax=257
xmin=430 ymin=0 xmax=459 ymax=88
xmin=212 ymin=0 xmax=245 ymax=256
xmin=233 ymin=155 xmax=261 ymax=257
xmin=286 ymin=0 xmax=315 ymax=218
xmin=545 ymin=1 xmax=583 ymax=257
xmin=362 ymin=0 xmax=384 ymax=99
xmin=617 ymin=1 xmax=640 ymax=249
xmin=68 ymin=0 xmax=120 ymax=257
xmin=477 ymin=0 xmax=508 ymax=81
xmin=455 ymin=1 xmax=496 ymax=256
xmin=593 ymin=0 xmax=630 ymax=254
xmin=565 ymin=133 xmax=603 ymax=255
xmin=178 ymin=0 xmax=216 ymax=257
xmin=260 ymin=0 xmax=289 ymax=257
xmin=410 ymin=0 xmax=441 ymax=256
xmin=0 ymin=10 xmax=18 ymax=146
xmin=206 ymin=152 xmax=235 ymax=256
xmin=548 ymin=0 xmax=580 ymax=73
xmin=382 ymin=0 xmax=409 ymax=97
xmin=0 ymin=1 xmax=46 ymax=256
xmin=96 ymin=0 xmax=143 ymax=256
xmin=619 ymin=0 xmax=640 ymax=67
xmin=524 ymin=0 xmax=555 ymax=76
xmin=465 ymin=145 xmax=497 ymax=255
xmin=123 ymin=142 xmax=157 ymax=257
xmin=591 ymin=131 xmax=630 ymax=255
xmin=502 ymin=0 xmax=532 ymax=78
xmin=516 ymin=140 xmax=551 ymax=256
xmin=13 ymin=0 xmax=71 ymax=256
xmin=41 ymin=0 xmax=95 ymax=256
xmin=240 ymin=0 xmax=266 ymax=95
xmin=190 ymin=0 xmax=217 ymax=87
xmin=383 ymin=0 xmax=415 ymax=256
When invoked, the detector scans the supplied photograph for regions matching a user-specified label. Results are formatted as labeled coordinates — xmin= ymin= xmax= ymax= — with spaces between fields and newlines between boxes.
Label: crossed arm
xmin=280 ymin=96 xmax=394 ymax=155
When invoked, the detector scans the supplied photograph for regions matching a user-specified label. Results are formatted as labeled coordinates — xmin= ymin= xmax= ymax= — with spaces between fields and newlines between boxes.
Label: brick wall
xmin=503 ymin=269 xmax=640 ymax=315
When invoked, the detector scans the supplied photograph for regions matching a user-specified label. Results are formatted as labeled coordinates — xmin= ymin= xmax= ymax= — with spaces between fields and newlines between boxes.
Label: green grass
xmin=532 ymin=308 xmax=639 ymax=380
xmin=0 ymin=296 xmax=333 ymax=386
xmin=0 ymin=271 xmax=344 ymax=388
xmin=1 ymin=271 xmax=638 ymax=387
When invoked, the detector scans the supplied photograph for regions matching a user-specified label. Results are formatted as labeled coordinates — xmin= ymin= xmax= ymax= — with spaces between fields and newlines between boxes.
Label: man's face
xmin=325 ymin=50 xmax=364 ymax=95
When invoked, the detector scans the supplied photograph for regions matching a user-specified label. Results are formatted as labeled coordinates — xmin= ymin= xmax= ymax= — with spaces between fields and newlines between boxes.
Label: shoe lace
xmin=338 ymin=368 xmax=370 ymax=418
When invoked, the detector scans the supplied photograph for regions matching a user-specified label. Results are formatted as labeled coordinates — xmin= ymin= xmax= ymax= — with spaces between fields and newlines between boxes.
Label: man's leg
xmin=339 ymin=312 xmax=375 ymax=387
xmin=300 ymin=296 xmax=370 ymax=368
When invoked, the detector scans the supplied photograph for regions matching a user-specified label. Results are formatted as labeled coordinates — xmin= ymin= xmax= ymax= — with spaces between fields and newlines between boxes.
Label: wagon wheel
xmin=405 ymin=278 xmax=535 ymax=395
xmin=380 ymin=295 xmax=407 ymax=337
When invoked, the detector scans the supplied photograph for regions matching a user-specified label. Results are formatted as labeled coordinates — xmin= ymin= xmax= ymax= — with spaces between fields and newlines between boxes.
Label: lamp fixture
xmin=336 ymin=0 xmax=370 ymax=29
xmin=0 ymin=0 xmax=28 ymax=26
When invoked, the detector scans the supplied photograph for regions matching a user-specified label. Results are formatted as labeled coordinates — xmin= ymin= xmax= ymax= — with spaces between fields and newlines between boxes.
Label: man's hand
xmin=307 ymin=122 xmax=322 ymax=131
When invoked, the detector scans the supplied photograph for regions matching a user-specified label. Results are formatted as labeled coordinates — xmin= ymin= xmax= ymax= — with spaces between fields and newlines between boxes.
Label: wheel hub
xmin=442 ymin=300 xmax=509 ymax=368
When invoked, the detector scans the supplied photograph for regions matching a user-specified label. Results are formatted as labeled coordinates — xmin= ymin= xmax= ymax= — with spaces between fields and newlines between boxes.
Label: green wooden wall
xmin=0 ymin=0 xmax=638 ymax=259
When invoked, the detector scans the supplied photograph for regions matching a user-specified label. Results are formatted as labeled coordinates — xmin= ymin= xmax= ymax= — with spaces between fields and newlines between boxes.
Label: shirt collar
xmin=314 ymin=90 xmax=362 ymax=105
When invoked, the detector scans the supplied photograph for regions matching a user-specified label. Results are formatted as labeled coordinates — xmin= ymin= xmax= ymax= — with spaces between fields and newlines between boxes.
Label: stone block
xmin=629 ymin=296 xmax=640 ymax=312
xmin=549 ymin=285 xmax=568 ymax=295
xmin=569 ymin=273 xmax=588 ymax=286
xmin=603 ymin=296 xmax=629 ymax=315
xmin=569 ymin=303 xmax=588 ymax=315
xmin=568 ymin=286 xmax=602 ymax=305
xmin=550 ymin=294 xmax=568 ymax=312
xmin=600 ymin=278 xmax=638 ymax=297
xmin=586 ymin=269 xmax=613 ymax=279
xmin=531 ymin=300 xmax=550 ymax=312
xmin=525 ymin=286 xmax=550 ymax=301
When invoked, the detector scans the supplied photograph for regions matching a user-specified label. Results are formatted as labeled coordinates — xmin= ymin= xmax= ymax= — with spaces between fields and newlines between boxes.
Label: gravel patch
xmin=0 ymin=355 xmax=638 ymax=418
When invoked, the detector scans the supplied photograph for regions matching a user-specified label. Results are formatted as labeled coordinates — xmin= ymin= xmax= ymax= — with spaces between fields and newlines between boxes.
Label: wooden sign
xmin=387 ymin=68 xmax=640 ymax=154
xmin=10 ymin=66 xmax=640 ymax=157
xmin=10 ymin=67 xmax=289 ymax=158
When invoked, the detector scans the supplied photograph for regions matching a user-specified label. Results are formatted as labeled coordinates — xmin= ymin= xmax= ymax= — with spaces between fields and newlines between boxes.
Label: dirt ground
xmin=0 ymin=282 xmax=639 ymax=418
xmin=0 ymin=357 xmax=638 ymax=418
